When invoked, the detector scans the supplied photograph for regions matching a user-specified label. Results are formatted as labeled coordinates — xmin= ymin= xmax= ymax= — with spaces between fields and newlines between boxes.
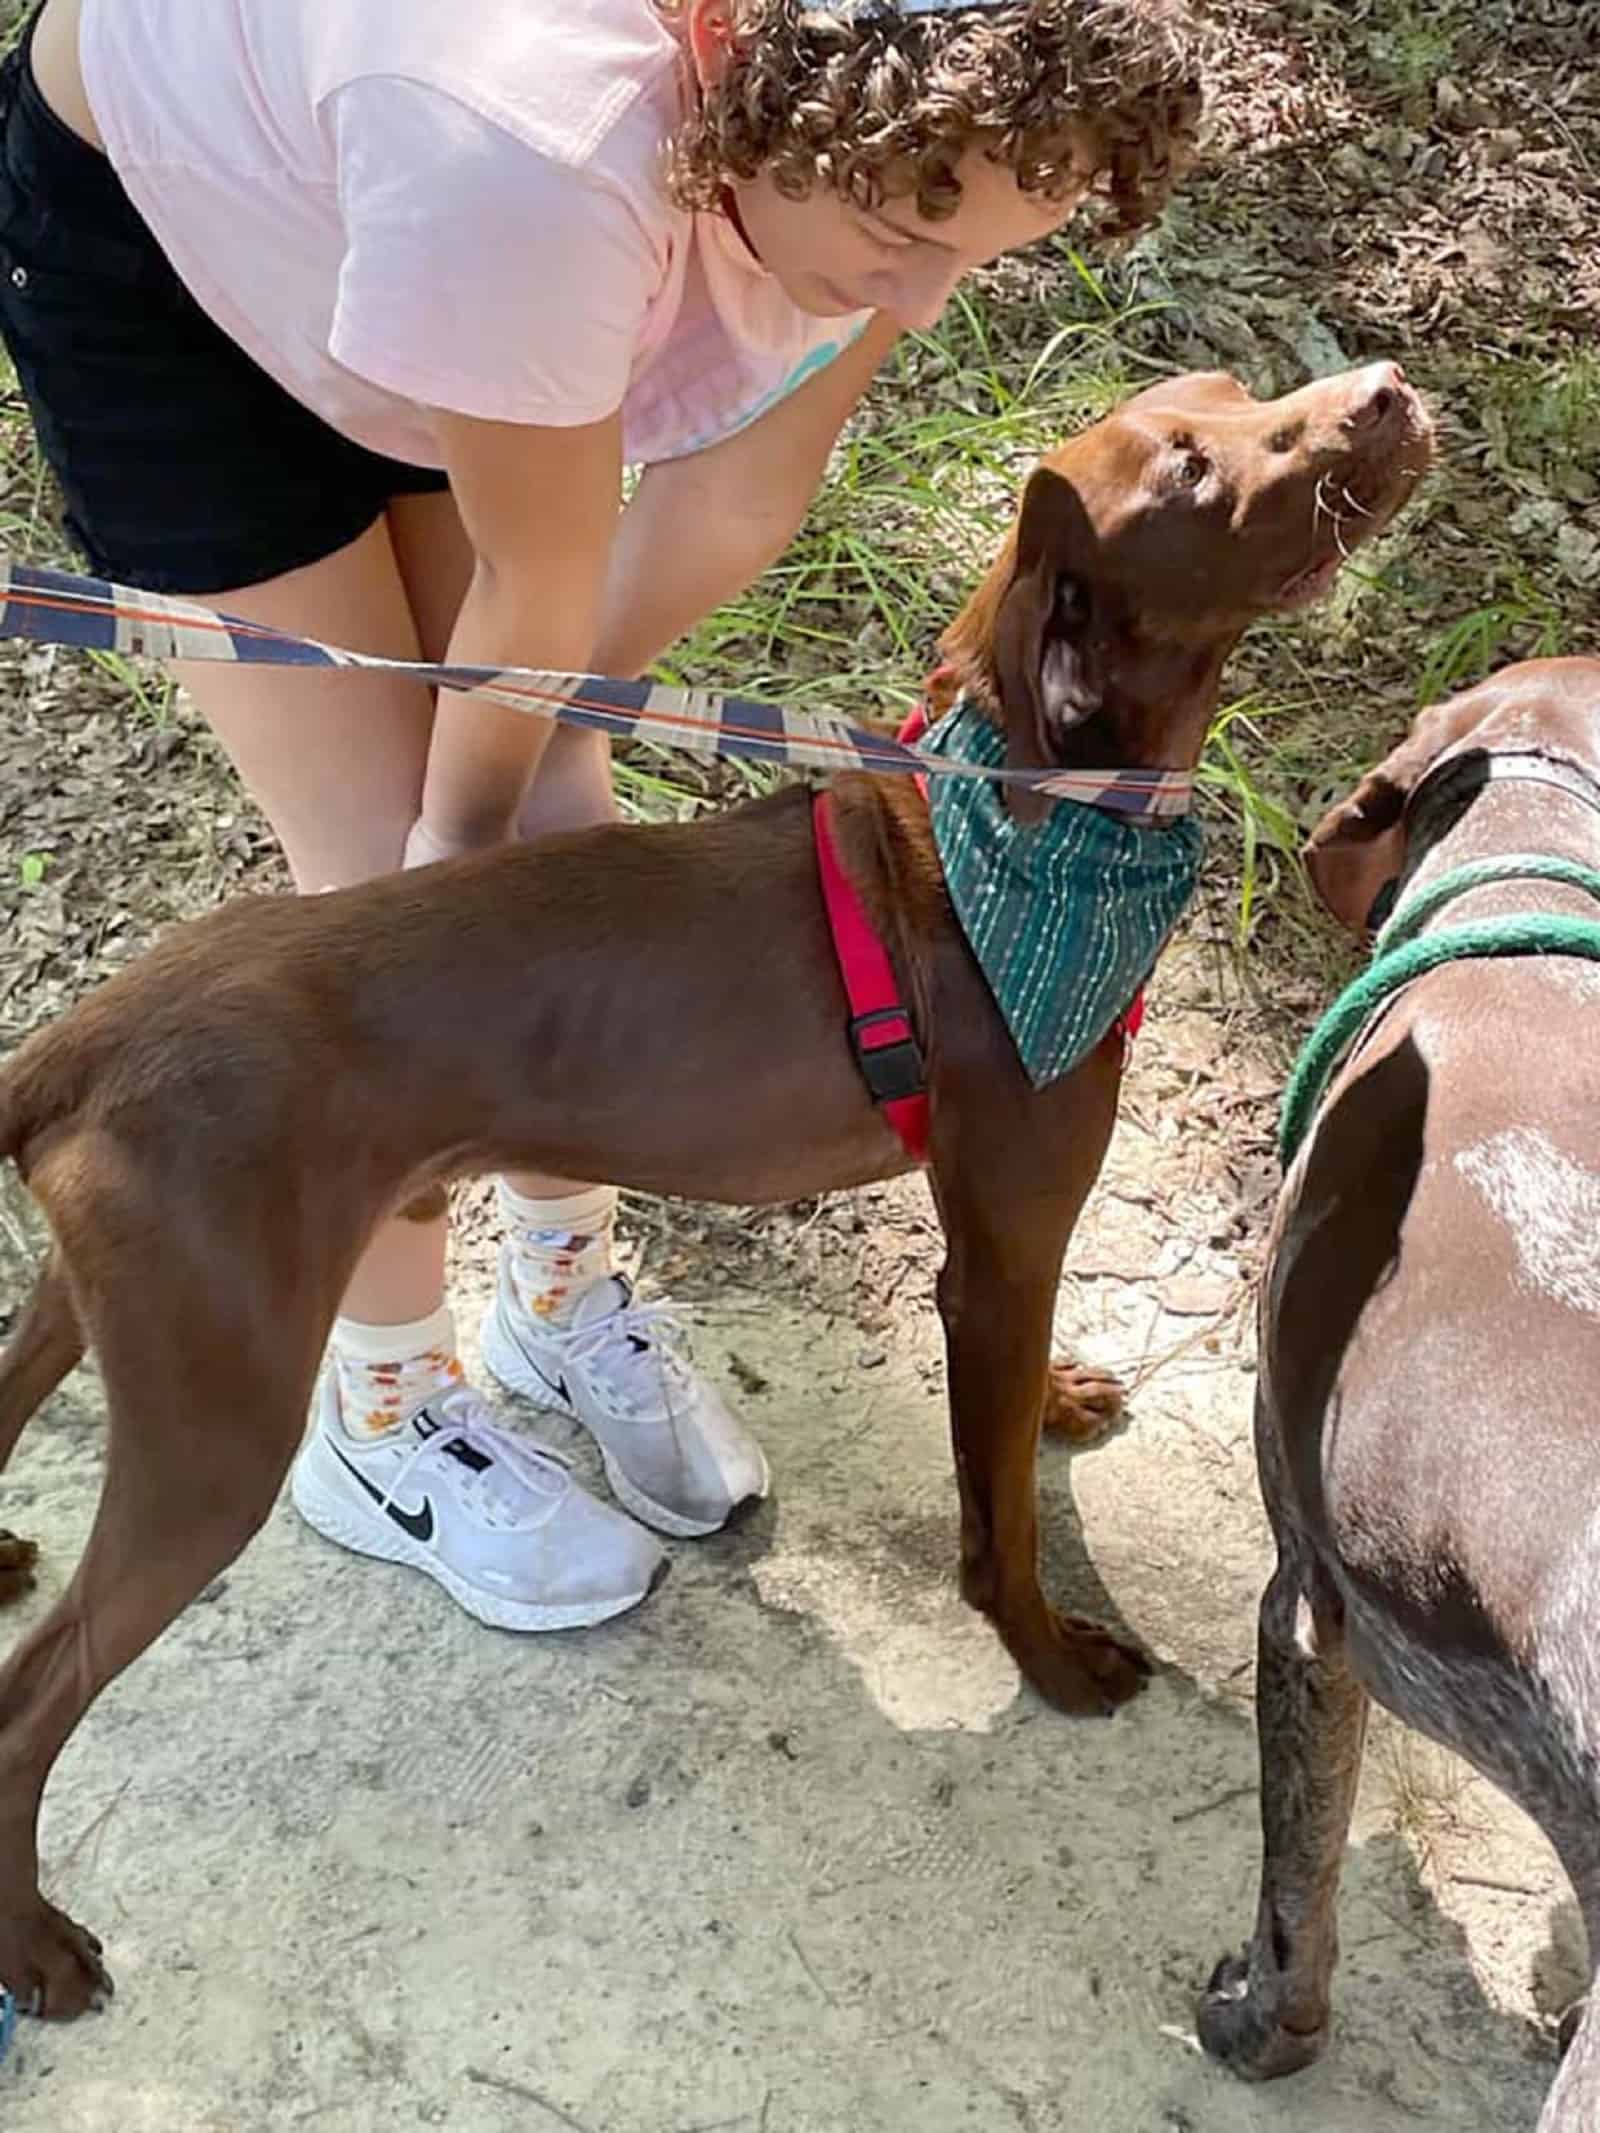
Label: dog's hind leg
xmin=1197 ymin=1474 xmax=1368 ymax=2079
xmin=0 ymin=1254 xmax=85 ymax=1606
xmin=1518 ymin=1791 xmax=1600 ymax=2124
xmin=0 ymin=1253 xmax=321 ymax=2019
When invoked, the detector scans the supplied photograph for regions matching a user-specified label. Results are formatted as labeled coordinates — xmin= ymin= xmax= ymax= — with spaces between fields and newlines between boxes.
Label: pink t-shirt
xmin=78 ymin=0 xmax=873 ymax=468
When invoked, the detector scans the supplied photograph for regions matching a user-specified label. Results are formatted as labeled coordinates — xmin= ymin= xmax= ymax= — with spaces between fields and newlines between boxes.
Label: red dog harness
xmin=813 ymin=789 xmax=931 ymax=1164
xmin=814 ymin=695 xmax=1146 ymax=1167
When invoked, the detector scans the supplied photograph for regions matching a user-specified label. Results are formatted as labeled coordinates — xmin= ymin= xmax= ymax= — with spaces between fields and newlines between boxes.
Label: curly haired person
xmin=0 ymin=0 xmax=1201 ymax=1631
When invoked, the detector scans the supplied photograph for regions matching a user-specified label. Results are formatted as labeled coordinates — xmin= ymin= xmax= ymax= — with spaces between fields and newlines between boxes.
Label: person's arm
xmin=422 ymin=314 xmax=898 ymax=851
xmin=418 ymin=407 xmax=624 ymax=851
xmin=590 ymin=312 xmax=900 ymax=678
xmin=324 ymin=78 xmax=653 ymax=853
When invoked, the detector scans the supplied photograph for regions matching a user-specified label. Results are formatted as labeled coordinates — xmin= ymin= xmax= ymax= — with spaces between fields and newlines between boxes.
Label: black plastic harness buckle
xmin=848 ymin=1009 xmax=926 ymax=1105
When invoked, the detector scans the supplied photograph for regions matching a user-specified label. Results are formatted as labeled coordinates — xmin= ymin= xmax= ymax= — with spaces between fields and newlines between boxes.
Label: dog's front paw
xmin=0 ymin=1894 xmax=113 ymax=2021
xmin=1042 ymin=1359 xmax=1124 ymax=1445
xmin=0 ymin=1533 xmax=38 ymax=1608
xmin=1198 ymin=1949 xmax=1327 ymax=2080
xmin=1016 ymin=1607 xmax=1152 ymax=1716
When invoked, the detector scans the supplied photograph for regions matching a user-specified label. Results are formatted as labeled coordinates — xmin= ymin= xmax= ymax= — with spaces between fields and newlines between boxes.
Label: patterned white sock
xmin=499 ymin=1182 xmax=618 ymax=1328
xmin=330 ymin=1304 xmax=463 ymax=1441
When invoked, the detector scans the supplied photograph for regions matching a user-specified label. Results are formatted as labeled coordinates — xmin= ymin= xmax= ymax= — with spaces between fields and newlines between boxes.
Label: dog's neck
xmin=941 ymin=622 xmax=1232 ymax=776
xmin=1050 ymin=624 xmax=1232 ymax=774
xmin=1404 ymin=750 xmax=1600 ymax=898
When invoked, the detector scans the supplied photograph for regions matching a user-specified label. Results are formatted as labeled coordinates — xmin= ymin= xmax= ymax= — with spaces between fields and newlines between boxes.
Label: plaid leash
xmin=0 ymin=559 xmax=1194 ymax=822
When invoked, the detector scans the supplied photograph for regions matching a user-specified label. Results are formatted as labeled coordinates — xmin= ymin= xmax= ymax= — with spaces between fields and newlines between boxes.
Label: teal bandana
xmin=921 ymin=702 xmax=1205 ymax=1088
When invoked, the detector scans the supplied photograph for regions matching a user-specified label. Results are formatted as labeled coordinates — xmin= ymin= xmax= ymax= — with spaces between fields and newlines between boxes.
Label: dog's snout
xmin=1346 ymin=361 xmax=1410 ymax=435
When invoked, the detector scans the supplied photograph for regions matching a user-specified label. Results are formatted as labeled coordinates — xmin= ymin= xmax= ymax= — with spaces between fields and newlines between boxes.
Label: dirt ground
xmin=1 ymin=1 xmax=1596 ymax=2128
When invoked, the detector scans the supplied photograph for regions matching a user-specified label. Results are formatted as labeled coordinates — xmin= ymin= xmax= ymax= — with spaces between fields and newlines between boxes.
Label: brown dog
xmin=0 ymin=365 xmax=1429 ymax=2019
xmin=1200 ymin=659 xmax=1600 ymax=2130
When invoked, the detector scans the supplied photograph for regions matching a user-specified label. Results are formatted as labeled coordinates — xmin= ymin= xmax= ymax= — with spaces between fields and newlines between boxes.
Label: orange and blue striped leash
xmin=0 ymin=558 xmax=1196 ymax=823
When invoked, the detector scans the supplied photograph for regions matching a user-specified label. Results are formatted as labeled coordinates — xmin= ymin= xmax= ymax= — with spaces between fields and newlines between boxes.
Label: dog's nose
xmin=1346 ymin=361 xmax=1409 ymax=433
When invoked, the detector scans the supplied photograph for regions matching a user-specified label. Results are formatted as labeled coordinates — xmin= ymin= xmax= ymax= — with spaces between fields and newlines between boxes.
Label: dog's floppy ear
xmin=986 ymin=468 xmax=1104 ymax=825
xmin=1301 ymin=764 xmax=1413 ymax=936
xmin=1303 ymin=692 xmax=1494 ymax=934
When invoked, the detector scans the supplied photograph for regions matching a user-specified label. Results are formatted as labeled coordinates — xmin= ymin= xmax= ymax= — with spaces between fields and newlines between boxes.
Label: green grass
xmin=1478 ymin=350 xmax=1600 ymax=480
xmin=1365 ymin=6 xmax=1461 ymax=93
xmin=86 ymin=647 xmax=180 ymax=724
xmin=1196 ymin=696 xmax=1305 ymax=946
xmin=1417 ymin=583 xmax=1569 ymax=705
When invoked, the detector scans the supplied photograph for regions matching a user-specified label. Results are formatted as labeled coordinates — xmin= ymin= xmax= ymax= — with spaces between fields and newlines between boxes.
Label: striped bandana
xmin=922 ymin=702 xmax=1204 ymax=1087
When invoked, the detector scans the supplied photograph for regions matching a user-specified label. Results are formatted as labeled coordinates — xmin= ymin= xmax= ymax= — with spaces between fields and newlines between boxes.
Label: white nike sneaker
xmin=478 ymin=1257 xmax=770 ymax=1539
xmin=290 ymin=1376 xmax=665 ymax=1631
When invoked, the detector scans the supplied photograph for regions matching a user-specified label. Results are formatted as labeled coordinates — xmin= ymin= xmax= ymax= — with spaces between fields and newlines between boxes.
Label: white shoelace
xmin=564 ymin=1296 xmax=694 ymax=1422
xmin=372 ymin=1385 xmax=572 ymax=1526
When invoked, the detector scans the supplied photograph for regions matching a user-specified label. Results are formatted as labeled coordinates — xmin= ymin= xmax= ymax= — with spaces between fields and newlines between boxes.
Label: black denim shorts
xmin=0 ymin=15 xmax=448 ymax=594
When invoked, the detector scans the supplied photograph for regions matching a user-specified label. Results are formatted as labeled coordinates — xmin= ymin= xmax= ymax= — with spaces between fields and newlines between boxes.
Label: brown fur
xmin=0 ymin=1531 xmax=37 ymax=1605
xmin=1201 ymin=660 xmax=1600 ymax=2132
xmin=0 ymin=364 xmax=1430 ymax=2020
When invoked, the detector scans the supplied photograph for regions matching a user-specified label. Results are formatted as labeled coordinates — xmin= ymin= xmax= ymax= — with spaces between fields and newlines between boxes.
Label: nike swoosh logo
xmin=329 ymin=1440 xmax=435 ymax=1544
xmin=524 ymin=1356 xmax=570 ymax=1407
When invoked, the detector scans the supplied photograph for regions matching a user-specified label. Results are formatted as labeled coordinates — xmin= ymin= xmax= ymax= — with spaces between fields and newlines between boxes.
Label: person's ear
xmin=683 ymin=0 xmax=737 ymax=89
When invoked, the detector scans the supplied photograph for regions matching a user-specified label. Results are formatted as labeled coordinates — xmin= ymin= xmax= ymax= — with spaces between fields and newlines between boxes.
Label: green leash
xmin=1279 ymin=856 xmax=1600 ymax=1167
xmin=1373 ymin=854 xmax=1600 ymax=955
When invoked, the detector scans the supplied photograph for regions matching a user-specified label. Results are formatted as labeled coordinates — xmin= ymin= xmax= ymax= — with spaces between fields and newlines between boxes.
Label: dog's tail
xmin=0 ymin=1071 xmax=22 ymax=1171
xmin=1 ymin=1051 xmax=88 ymax=1487
xmin=0 ymin=1040 xmax=53 ymax=1173
xmin=0 ymin=1254 xmax=83 ymax=1494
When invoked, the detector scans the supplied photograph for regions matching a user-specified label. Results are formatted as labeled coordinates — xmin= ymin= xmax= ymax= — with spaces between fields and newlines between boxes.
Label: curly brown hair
xmin=655 ymin=1 xmax=1204 ymax=236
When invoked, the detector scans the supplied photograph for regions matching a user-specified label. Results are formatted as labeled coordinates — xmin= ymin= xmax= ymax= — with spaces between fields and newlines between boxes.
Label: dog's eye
xmin=1173 ymin=449 xmax=1209 ymax=487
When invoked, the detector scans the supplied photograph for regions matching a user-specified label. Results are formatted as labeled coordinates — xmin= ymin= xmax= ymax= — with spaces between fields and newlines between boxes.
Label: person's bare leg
xmin=381 ymin=500 xmax=765 ymax=1538
xmin=160 ymin=503 xmax=669 ymax=1620
xmin=388 ymin=490 xmax=608 ymax=1200
xmin=170 ymin=514 xmax=446 ymax=1320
